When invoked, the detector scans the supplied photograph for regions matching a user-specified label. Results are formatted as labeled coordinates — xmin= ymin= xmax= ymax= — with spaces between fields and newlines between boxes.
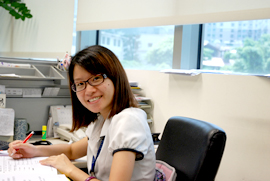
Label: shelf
xmin=5 ymin=86 xmax=70 ymax=98
xmin=6 ymin=95 xmax=70 ymax=98
xmin=0 ymin=62 xmax=70 ymax=99
xmin=135 ymin=97 xmax=151 ymax=101
xmin=0 ymin=64 xmax=65 ymax=80
xmin=0 ymin=66 xmax=44 ymax=79
xmin=53 ymin=66 xmax=68 ymax=85
xmin=139 ymin=105 xmax=151 ymax=109
xmin=132 ymin=88 xmax=153 ymax=127
xmin=0 ymin=63 xmax=70 ymax=98
xmin=33 ymin=65 xmax=64 ymax=80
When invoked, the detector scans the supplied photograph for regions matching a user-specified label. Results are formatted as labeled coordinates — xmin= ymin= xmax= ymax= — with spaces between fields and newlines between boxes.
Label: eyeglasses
xmin=71 ymin=74 xmax=107 ymax=92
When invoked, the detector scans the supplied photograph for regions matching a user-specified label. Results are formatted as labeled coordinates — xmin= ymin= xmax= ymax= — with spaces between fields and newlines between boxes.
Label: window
xmin=202 ymin=19 xmax=270 ymax=74
xmin=106 ymin=37 xmax=110 ymax=45
xmin=75 ymin=19 xmax=270 ymax=75
xmin=98 ymin=26 xmax=175 ymax=70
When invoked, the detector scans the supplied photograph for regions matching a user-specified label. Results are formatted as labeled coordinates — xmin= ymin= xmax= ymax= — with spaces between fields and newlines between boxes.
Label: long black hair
xmin=69 ymin=45 xmax=138 ymax=131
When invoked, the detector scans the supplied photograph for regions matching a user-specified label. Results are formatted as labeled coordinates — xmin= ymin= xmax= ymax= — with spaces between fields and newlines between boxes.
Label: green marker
xmin=42 ymin=125 xmax=47 ymax=140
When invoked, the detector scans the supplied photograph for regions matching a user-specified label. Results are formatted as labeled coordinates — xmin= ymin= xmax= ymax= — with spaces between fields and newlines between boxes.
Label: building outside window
xmin=98 ymin=26 xmax=175 ymax=70
xmin=75 ymin=19 xmax=270 ymax=75
xmin=202 ymin=19 xmax=270 ymax=74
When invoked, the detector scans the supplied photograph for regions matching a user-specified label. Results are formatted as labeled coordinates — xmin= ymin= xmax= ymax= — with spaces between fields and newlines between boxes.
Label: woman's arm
xmin=9 ymin=137 xmax=88 ymax=160
xmin=40 ymin=153 xmax=91 ymax=181
xmin=37 ymin=137 xmax=90 ymax=181
xmin=109 ymin=151 xmax=136 ymax=181
xmin=35 ymin=137 xmax=88 ymax=160
xmin=66 ymin=150 xmax=136 ymax=181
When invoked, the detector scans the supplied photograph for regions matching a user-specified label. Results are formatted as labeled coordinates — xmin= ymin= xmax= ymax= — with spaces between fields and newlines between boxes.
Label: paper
xmin=160 ymin=69 xmax=269 ymax=77
xmin=0 ymin=156 xmax=57 ymax=174
xmin=1 ymin=174 xmax=68 ymax=181
xmin=51 ymin=87 xmax=60 ymax=96
xmin=43 ymin=87 xmax=60 ymax=96
xmin=47 ymin=105 xmax=72 ymax=138
xmin=160 ymin=69 xmax=201 ymax=76
xmin=10 ymin=63 xmax=31 ymax=68
xmin=23 ymin=88 xmax=42 ymax=97
xmin=129 ymin=81 xmax=138 ymax=87
xmin=0 ymin=62 xmax=31 ymax=68
xmin=5 ymin=88 xmax=23 ymax=95
xmin=0 ymin=150 xmax=8 ymax=156
xmin=50 ymin=105 xmax=72 ymax=125
xmin=0 ymin=85 xmax=5 ymax=94
xmin=0 ymin=94 xmax=6 ymax=108
xmin=0 ymin=156 xmax=69 ymax=180
xmin=0 ymin=108 xmax=15 ymax=136
xmin=135 ymin=97 xmax=151 ymax=101
xmin=0 ymin=74 xmax=21 ymax=78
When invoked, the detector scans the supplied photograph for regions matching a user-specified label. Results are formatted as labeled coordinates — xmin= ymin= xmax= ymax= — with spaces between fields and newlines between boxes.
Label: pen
xmin=11 ymin=131 xmax=34 ymax=156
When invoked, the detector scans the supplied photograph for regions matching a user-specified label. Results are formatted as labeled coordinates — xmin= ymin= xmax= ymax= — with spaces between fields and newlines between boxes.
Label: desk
xmin=29 ymin=136 xmax=87 ymax=169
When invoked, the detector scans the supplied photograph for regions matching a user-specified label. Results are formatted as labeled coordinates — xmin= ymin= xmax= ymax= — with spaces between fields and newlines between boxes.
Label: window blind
xmin=76 ymin=0 xmax=270 ymax=31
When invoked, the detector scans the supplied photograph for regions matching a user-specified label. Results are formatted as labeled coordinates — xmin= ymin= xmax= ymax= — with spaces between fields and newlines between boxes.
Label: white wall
xmin=0 ymin=0 xmax=74 ymax=59
xmin=126 ymin=69 xmax=270 ymax=181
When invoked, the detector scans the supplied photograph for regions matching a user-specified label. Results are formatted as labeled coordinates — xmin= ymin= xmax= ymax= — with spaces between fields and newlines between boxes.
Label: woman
xmin=8 ymin=45 xmax=156 ymax=181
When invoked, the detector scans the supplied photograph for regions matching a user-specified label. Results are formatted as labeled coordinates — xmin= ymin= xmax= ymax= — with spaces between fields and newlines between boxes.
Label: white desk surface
xmin=29 ymin=136 xmax=87 ymax=169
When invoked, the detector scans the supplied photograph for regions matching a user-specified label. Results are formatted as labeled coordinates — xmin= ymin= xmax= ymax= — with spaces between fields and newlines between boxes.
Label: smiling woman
xmin=67 ymin=45 xmax=156 ymax=180
xmin=8 ymin=45 xmax=156 ymax=181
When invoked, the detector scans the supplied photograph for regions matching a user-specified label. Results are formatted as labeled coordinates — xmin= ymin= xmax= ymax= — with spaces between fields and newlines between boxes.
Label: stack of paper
xmin=43 ymin=87 xmax=60 ymax=96
xmin=0 ymin=156 xmax=69 ymax=181
xmin=129 ymin=81 xmax=138 ymax=87
xmin=0 ymin=108 xmax=15 ymax=136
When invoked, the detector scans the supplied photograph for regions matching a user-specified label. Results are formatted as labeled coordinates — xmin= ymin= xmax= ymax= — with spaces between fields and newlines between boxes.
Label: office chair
xmin=156 ymin=116 xmax=226 ymax=181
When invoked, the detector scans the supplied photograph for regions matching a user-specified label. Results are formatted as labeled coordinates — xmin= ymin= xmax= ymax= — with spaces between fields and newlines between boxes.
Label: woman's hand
xmin=39 ymin=153 xmax=77 ymax=177
xmin=8 ymin=140 xmax=37 ymax=159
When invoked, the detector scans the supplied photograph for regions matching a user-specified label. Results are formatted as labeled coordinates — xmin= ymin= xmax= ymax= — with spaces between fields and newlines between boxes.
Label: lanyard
xmin=90 ymin=136 xmax=105 ymax=176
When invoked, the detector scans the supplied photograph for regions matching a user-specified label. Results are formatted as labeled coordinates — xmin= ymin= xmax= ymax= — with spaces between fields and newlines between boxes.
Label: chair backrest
xmin=156 ymin=116 xmax=226 ymax=181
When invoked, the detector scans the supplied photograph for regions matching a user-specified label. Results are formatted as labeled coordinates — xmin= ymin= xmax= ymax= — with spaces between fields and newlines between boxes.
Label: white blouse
xmin=86 ymin=107 xmax=156 ymax=181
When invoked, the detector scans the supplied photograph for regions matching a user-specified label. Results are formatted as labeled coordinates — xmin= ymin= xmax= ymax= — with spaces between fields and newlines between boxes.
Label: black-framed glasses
xmin=71 ymin=74 xmax=107 ymax=92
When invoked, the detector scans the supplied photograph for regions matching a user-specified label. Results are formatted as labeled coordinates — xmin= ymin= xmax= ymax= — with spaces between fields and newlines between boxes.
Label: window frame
xmin=76 ymin=25 xmax=203 ymax=71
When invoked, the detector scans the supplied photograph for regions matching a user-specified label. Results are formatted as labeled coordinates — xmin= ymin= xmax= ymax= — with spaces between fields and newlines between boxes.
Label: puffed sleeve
xmin=108 ymin=108 xmax=151 ymax=161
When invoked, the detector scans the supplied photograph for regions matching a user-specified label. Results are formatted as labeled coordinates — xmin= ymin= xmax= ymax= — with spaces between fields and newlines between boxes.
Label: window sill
xmin=160 ymin=69 xmax=270 ymax=77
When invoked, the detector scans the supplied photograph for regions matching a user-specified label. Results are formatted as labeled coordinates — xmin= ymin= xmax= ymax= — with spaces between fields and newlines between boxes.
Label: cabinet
xmin=0 ymin=61 xmax=70 ymax=98
xmin=0 ymin=58 xmax=72 ymax=132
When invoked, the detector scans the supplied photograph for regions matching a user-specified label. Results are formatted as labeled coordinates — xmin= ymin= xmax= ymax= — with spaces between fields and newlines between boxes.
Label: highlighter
xmin=42 ymin=125 xmax=47 ymax=141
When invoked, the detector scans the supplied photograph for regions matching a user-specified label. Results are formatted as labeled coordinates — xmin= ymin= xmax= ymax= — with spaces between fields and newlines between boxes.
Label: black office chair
xmin=156 ymin=116 xmax=226 ymax=181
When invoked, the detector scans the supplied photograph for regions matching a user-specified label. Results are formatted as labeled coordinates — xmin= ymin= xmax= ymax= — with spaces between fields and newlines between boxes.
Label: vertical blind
xmin=76 ymin=0 xmax=270 ymax=31
xmin=0 ymin=0 xmax=74 ymax=59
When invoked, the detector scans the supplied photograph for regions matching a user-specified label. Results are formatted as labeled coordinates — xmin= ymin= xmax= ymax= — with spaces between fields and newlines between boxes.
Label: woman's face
xmin=73 ymin=64 xmax=115 ymax=119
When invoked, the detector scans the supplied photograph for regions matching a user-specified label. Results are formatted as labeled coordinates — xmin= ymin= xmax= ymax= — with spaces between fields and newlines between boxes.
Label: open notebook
xmin=0 ymin=153 xmax=69 ymax=181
